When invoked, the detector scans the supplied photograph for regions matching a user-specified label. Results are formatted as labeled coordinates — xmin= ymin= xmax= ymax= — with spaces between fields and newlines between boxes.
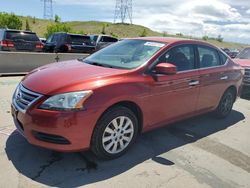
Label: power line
xmin=114 ymin=0 xmax=133 ymax=24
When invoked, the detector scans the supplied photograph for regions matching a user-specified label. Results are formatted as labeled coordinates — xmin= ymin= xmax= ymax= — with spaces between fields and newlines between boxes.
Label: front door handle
xmin=220 ymin=76 xmax=228 ymax=80
xmin=189 ymin=80 xmax=199 ymax=86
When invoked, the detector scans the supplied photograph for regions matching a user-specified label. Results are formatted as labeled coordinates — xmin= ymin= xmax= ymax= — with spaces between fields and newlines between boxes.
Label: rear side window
xmin=162 ymin=45 xmax=195 ymax=72
xmin=100 ymin=36 xmax=118 ymax=42
xmin=198 ymin=46 xmax=220 ymax=68
xmin=69 ymin=35 xmax=91 ymax=45
xmin=6 ymin=31 xmax=39 ymax=42
xmin=219 ymin=51 xmax=228 ymax=65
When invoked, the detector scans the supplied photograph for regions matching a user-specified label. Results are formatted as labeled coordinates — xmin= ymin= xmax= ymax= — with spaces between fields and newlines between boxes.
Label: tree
xmin=101 ymin=24 xmax=106 ymax=34
xmin=54 ymin=14 xmax=61 ymax=23
xmin=0 ymin=12 xmax=22 ymax=29
xmin=140 ymin=29 xmax=147 ymax=37
xmin=216 ymin=35 xmax=223 ymax=42
xmin=202 ymin=35 xmax=209 ymax=41
xmin=162 ymin=31 xmax=168 ymax=37
xmin=32 ymin=17 xmax=36 ymax=24
xmin=44 ymin=23 xmax=72 ymax=38
xmin=25 ymin=19 xmax=31 ymax=31
xmin=176 ymin=33 xmax=183 ymax=37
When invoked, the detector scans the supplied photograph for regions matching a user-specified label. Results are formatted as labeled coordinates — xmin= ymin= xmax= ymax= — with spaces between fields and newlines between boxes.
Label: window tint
xmin=101 ymin=36 xmax=118 ymax=42
xmin=69 ymin=35 xmax=91 ymax=45
xmin=219 ymin=51 xmax=228 ymax=65
xmin=162 ymin=45 xmax=195 ymax=71
xmin=6 ymin=31 xmax=39 ymax=41
xmin=198 ymin=46 xmax=220 ymax=68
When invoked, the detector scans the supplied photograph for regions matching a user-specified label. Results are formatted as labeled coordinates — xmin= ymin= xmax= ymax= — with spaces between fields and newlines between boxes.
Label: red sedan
xmin=11 ymin=37 xmax=243 ymax=159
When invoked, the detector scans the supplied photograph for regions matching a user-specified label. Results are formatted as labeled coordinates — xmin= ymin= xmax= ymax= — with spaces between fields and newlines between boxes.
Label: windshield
xmin=83 ymin=39 xmax=165 ymax=69
xmin=237 ymin=48 xmax=250 ymax=59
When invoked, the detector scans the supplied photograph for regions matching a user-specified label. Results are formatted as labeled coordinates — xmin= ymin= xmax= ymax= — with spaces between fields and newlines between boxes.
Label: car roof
xmin=0 ymin=28 xmax=36 ymax=34
xmin=54 ymin=32 xmax=88 ymax=36
xmin=133 ymin=37 xmax=214 ymax=46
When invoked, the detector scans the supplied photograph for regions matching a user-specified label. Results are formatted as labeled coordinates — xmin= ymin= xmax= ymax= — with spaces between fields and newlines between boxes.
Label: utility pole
xmin=114 ymin=0 xmax=133 ymax=24
xmin=42 ymin=0 xmax=53 ymax=20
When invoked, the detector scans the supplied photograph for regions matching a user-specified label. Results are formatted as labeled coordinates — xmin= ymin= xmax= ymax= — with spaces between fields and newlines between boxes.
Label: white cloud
xmin=57 ymin=0 xmax=250 ymax=43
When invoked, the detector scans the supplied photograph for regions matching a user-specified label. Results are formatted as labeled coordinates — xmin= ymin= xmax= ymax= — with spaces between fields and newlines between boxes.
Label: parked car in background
xmin=0 ymin=29 xmax=44 ymax=52
xmin=43 ymin=32 xmax=95 ymax=53
xmin=11 ymin=37 xmax=243 ymax=159
xmin=221 ymin=48 xmax=239 ymax=58
xmin=89 ymin=35 xmax=118 ymax=51
xmin=39 ymin=37 xmax=46 ymax=44
xmin=235 ymin=47 xmax=250 ymax=94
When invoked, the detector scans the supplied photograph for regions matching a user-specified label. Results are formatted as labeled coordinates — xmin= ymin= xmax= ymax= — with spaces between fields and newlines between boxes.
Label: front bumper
xmin=11 ymin=103 xmax=103 ymax=152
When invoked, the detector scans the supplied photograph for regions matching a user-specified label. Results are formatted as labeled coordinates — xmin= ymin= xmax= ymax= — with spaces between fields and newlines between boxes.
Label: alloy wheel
xmin=102 ymin=116 xmax=134 ymax=154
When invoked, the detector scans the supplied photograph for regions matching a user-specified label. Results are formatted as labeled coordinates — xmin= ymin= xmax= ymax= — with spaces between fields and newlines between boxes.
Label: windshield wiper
xmin=80 ymin=59 xmax=113 ymax=68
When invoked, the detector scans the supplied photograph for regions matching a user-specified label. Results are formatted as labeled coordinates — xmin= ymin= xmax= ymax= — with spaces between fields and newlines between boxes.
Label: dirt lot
xmin=0 ymin=76 xmax=250 ymax=188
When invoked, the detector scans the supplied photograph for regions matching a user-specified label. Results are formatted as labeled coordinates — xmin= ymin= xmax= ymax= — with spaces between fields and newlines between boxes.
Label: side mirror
xmin=155 ymin=63 xmax=177 ymax=75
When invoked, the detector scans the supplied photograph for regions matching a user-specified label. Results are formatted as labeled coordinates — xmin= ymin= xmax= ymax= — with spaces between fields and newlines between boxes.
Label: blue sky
xmin=1 ymin=0 xmax=250 ymax=44
xmin=0 ymin=0 xmax=114 ymax=21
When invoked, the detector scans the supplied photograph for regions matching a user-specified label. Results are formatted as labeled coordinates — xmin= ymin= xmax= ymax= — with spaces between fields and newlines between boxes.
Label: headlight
xmin=39 ymin=90 xmax=93 ymax=111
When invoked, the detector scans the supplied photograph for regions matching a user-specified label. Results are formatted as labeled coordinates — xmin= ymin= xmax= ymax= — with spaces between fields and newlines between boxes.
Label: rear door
xmin=196 ymin=45 xmax=230 ymax=112
xmin=144 ymin=44 xmax=200 ymax=128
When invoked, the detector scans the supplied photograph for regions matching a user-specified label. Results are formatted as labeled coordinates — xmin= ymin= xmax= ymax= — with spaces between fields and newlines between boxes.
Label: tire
xmin=214 ymin=88 xmax=235 ymax=118
xmin=91 ymin=106 xmax=138 ymax=159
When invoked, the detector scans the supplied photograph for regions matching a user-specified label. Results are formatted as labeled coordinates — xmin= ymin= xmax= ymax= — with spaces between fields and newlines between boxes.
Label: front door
xmin=144 ymin=44 xmax=200 ymax=128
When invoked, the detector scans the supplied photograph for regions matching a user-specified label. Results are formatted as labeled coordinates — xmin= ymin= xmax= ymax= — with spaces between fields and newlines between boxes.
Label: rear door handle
xmin=189 ymin=80 xmax=199 ymax=86
xmin=220 ymin=76 xmax=228 ymax=80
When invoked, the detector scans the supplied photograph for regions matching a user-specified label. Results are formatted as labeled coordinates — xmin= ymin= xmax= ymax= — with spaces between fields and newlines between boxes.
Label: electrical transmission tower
xmin=114 ymin=0 xmax=133 ymax=24
xmin=42 ymin=0 xmax=53 ymax=20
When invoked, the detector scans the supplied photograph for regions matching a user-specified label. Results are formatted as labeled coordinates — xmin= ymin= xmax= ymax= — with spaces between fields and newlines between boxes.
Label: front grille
xmin=33 ymin=131 xmax=71 ymax=145
xmin=13 ymin=84 xmax=42 ymax=112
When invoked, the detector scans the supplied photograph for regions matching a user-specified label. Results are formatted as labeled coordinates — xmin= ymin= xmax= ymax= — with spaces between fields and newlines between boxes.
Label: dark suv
xmin=0 ymin=29 xmax=43 ymax=52
xmin=44 ymin=32 xmax=95 ymax=53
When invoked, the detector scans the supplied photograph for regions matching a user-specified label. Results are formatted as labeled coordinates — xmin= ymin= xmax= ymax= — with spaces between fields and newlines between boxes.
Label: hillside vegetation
xmin=14 ymin=15 xmax=248 ymax=49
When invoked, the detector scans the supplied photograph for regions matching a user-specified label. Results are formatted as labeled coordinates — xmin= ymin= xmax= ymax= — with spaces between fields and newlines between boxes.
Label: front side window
xmin=237 ymin=48 xmax=250 ymax=59
xmin=160 ymin=45 xmax=195 ymax=72
xmin=83 ymin=39 xmax=165 ymax=69
xmin=198 ymin=46 xmax=220 ymax=68
xmin=219 ymin=51 xmax=228 ymax=65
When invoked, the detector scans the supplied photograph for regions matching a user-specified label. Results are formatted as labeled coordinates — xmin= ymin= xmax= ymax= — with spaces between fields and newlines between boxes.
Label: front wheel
xmin=91 ymin=106 xmax=138 ymax=159
xmin=214 ymin=89 xmax=235 ymax=118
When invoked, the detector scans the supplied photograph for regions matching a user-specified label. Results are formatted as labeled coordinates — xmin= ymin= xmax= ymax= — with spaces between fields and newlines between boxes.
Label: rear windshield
xmin=237 ymin=48 xmax=250 ymax=60
xmin=69 ymin=35 xmax=91 ymax=44
xmin=6 ymin=31 xmax=39 ymax=42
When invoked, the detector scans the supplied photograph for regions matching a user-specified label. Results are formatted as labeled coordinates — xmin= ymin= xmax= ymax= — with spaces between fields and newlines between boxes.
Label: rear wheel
xmin=91 ymin=106 xmax=138 ymax=159
xmin=214 ymin=89 xmax=235 ymax=118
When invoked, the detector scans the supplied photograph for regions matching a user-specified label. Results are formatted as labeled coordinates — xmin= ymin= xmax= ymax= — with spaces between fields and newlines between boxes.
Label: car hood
xmin=22 ymin=59 xmax=129 ymax=95
xmin=234 ymin=58 xmax=250 ymax=68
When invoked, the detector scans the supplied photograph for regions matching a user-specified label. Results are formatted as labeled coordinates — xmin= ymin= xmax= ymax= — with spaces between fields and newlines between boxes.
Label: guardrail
xmin=0 ymin=51 xmax=89 ymax=76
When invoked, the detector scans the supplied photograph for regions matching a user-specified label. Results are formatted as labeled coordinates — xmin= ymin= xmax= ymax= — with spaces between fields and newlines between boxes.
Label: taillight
xmin=0 ymin=40 xmax=14 ymax=47
xmin=36 ymin=42 xmax=44 ymax=49
xmin=65 ymin=44 xmax=72 ymax=51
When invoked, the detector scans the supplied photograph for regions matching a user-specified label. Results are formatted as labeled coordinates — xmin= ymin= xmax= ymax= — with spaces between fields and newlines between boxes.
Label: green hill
xmin=18 ymin=16 xmax=247 ymax=49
